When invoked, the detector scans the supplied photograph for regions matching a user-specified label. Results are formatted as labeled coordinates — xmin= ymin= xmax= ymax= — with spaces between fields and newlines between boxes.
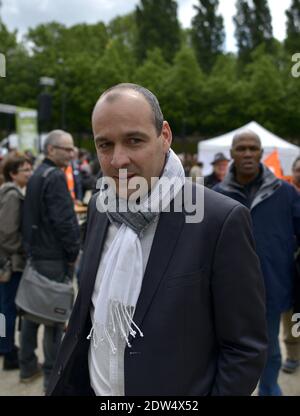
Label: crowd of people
xmin=0 ymin=135 xmax=100 ymax=391
xmin=0 ymin=83 xmax=299 ymax=396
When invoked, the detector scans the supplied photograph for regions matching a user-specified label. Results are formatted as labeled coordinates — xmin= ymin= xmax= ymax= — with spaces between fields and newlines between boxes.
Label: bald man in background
xmin=214 ymin=131 xmax=300 ymax=396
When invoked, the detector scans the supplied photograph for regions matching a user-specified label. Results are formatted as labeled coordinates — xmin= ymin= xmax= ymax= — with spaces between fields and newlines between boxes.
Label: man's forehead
xmin=95 ymin=89 xmax=148 ymax=112
xmin=92 ymin=89 xmax=154 ymax=128
xmin=59 ymin=133 xmax=73 ymax=143
xmin=232 ymin=133 xmax=262 ymax=148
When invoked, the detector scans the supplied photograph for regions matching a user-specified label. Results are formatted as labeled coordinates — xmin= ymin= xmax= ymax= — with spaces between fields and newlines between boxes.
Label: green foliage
xmin=234 ymin=0 xmax=275 ymax=66
xmin=135 ymin=0 xmax=181 ymax=63
xmin=191 ymin=0 xmax=225 ymax=73
xmin=159 ymin=46 xmax=205 ymax=134
xmin=285 ymin=0 xmax=300 ymax=54
xmin=0 ymin=8 xmax=299 ymax=145
xmin=243 ymin=49 xmax=284 ymax=130
xmin=107 ymin=13 xmax=137 ymax=52
xmin=133 ymin=48 xmax=170 ymax=95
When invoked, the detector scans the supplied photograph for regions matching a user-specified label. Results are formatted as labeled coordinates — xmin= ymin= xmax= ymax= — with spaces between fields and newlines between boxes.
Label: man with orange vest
xmin=64 ymin=147 xmax=83 ymax=203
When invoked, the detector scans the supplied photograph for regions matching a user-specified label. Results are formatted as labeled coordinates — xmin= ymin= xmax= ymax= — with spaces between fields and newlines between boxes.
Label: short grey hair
xmin=43 ymin=129 xmax=68 ymax=155
xmin=231 ymin=129 xmax=262 ymax=149
xmin=96 ymin=83 xmax=164 ymax=135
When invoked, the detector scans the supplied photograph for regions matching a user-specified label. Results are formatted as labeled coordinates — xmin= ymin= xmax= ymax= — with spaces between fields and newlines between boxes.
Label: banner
xmin=263 ymin=149 xmax=283 ymax=179
xmin=16 ymin=108 xmax=38 ymax=155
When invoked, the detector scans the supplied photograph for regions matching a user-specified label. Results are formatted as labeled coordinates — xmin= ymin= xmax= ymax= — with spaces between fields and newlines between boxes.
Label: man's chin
xmin=116 ymin=189 xmax=142 ymax=200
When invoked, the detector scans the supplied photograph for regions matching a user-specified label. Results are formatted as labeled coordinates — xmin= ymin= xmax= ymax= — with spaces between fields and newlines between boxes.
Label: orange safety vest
xmin=64 ymin=164 xmax=75 ymax=200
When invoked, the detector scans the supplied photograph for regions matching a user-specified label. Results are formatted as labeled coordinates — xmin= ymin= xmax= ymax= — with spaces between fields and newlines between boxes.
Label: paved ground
xmin=0 ymin=326 xmax=300 ymax=396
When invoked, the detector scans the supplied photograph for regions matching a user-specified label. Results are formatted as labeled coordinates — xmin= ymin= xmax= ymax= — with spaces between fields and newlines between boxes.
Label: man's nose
xmin=244 ymin=148 xmax=253 ymax=157
xmin=111 ymin=147 xmax=130 ymax=169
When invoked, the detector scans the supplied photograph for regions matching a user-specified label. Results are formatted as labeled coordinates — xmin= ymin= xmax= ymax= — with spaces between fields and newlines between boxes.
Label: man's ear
xmin=47 ymin=145 xmax=54 ymax=156
xmin=260 ymin=149 xmax=264 ymax=160
xmin=161 ymin=121 xmax=172 ymax=152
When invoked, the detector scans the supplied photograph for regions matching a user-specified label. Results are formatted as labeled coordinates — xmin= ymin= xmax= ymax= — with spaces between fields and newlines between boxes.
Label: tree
xmin=161 ymin=46 xmax=204 ymax=134
xmin=191 ymin=0 xmax=225 ymax=73
xmin=0 ymin=21 xmax=36 ymax=112
xmin=243 ymin=48 xmax=285 ymax=131
xmin=234 ymin=0 xmax=274 ymax=65
xmin=135 ymin=0 xmax=181 ymax=63
xmin=285 ymin=0 xmax=300 ymax=54
xmin=25 ymin=22 xmax=109 ymax=131
xmin=201 ymin=54 xmax=246 ymax=134
xmin=0 ymin=21 xmax=18 ymax=52
xmin=133 ymin=48 xmax=170 ymax=96
xmin=252 ymin=0 xmax=273 ymax=48
xmin=233 ymin=0 xmax=253 ymax=64
xmin=108 ymin=13 xmax=137 ymax=52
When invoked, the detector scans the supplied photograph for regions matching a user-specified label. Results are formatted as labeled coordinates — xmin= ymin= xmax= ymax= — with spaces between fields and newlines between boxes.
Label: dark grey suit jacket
xmin=47 ymin=182 xmax=267 ymax=396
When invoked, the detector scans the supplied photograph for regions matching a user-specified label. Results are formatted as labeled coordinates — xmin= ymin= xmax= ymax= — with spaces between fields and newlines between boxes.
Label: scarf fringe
xmin=87 ymin=300 xmax=144 ymax=354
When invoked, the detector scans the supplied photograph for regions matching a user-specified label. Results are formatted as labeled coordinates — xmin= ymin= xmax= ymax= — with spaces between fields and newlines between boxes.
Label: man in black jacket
xmin=46 ymin=84 xmax=267 ymax=396
xmin=20 ymin=129 xmax=80 ymax=390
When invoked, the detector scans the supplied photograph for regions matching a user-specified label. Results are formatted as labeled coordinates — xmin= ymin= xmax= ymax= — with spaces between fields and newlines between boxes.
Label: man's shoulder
xmin=88 ymin=191 xmax=99 ymax=211
xmin=280 ymin=179 xmax=297 ymax=193
xmin=186 ymin=180 xmax=240 ymax=208
xmin=30 ymin=162 xmax=61 ymax=182
xmin=184 ymin=180 xmax=245 ymax=224
xmin=204 ymin=184 xmax=244 ymax=217
xmin=277 ymin=180 xmax=300 ymax=203
xmin=86 ymin=191 xmax=106 ymax=222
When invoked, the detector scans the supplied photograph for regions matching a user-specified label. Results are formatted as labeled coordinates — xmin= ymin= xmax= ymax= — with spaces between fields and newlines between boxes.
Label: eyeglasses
xmin=17 ymin=168 xmax=32 ymax=173
xmin=53 ymin=145 xmax=75 ymax=153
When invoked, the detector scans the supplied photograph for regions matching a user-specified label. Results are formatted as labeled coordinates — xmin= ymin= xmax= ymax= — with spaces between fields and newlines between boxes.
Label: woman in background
xmin=0 ymin=155 xmax=32 ymax=370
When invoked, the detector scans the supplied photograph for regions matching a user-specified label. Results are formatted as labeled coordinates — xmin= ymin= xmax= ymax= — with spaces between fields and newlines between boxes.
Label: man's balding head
xmin=43 ymin=129 xmax=74 ymax=168
xmin=231 ymin=130 xmax=262 ymax=150
xmin=92 ymin=83 xmax=164 ymax=136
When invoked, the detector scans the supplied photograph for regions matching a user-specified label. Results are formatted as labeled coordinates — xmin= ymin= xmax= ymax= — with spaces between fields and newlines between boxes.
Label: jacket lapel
xmin=79 ymin=209 xmax=109 ymax=322
xmin=130 ymin=208 xmax=185 ymax=341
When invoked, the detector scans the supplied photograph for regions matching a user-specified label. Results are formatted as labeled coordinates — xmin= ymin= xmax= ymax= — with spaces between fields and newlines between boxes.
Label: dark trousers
xmin=19 ymin=318 xmax=64 ymax=390
xmin=0 ymin=272 xmax=22 ymax=354
xmin=258 ymin=309 xmax=282 ymax=396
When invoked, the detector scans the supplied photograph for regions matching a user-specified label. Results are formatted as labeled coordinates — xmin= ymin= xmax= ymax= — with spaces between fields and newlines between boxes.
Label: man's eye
xmin=129 ymin=138 xmax=142 ymax=144
xmin=97 ymin=142 xmax=110 ymax=149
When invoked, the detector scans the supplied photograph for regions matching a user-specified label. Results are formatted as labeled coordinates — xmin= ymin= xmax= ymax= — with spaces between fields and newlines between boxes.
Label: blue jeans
xmin=258 ymin=310 xmax=282 ymax=396
xmin=0 ymin=272 xmax=22 ymax=354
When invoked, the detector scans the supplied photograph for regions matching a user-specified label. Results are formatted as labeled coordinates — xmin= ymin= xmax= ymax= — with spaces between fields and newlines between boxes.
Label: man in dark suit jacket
xmin=47 ymin=84 xmax=267 ymax=396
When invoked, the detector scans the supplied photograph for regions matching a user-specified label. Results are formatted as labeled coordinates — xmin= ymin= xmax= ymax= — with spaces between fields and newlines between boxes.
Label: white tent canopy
xmin=198 ymin=121 xmax=300 ymax=176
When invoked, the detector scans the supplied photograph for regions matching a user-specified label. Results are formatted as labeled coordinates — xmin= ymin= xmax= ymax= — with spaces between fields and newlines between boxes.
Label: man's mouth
xmin=114 ymin=173 xmax=136 ymax=180
xmin=242 ymin=161 xmax=254 ymax=167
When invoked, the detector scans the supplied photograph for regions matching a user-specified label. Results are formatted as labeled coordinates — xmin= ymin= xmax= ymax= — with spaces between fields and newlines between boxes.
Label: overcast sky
xmin=1 ymin=0 xmax=292 ymax=52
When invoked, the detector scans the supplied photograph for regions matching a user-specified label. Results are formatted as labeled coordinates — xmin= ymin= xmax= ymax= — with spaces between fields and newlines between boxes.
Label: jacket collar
xmin=219 ymin=163 xmax=281 ymax=210
xmin=43 ymin=158 xmax=58 ymax=168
